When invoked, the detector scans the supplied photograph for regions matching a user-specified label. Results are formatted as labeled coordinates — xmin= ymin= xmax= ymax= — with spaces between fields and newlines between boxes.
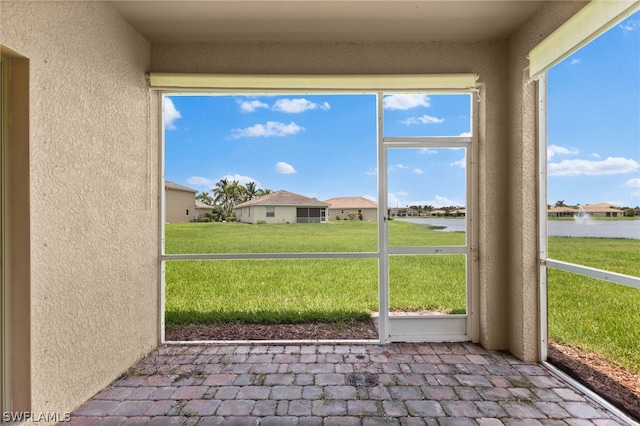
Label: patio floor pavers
xmin=69 ymin=342 xmax=635 ymax=425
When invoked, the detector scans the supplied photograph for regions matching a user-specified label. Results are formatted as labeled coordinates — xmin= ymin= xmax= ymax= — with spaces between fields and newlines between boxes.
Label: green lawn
xmin=547 ymin=236 xmax=640 ymax=373
xmin=165 ymin=219 xmax=464 ymax=253
xmin=165 ymin=221 xmax=640 ymax=373
xmin=165 ymin=220 xmax=467 ymax=326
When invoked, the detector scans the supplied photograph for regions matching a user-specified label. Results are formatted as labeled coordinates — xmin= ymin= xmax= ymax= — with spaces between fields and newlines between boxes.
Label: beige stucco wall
xmin=1 ymin=0 xmax=158 ymax=416
xmin=236 ymin=205 xmax=299 ymax=224
xmin=152 ymin=39 xmax=511 ymax=349
xmin=330 ymin=207 xmax=377 ymax=221
xmin=166 ymin=188 xmax=196 ymax=223
xmin=506 ymin=1 xmax=588 ymax=361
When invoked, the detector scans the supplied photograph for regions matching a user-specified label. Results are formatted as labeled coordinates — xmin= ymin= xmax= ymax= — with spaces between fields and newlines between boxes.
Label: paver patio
xmin=69 ymin=342 xmax=636 ymax=425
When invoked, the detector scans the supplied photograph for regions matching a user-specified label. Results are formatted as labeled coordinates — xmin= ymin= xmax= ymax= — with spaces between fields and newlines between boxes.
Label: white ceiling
xmin=107 ymin=1 xmax=548 ymax=43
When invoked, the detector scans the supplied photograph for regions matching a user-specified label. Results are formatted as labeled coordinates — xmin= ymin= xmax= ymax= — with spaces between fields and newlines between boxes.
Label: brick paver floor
xmin=69 ymin=342 xmax=636 ymax=425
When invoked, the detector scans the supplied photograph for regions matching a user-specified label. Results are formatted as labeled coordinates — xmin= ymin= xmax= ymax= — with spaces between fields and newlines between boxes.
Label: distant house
xmin=389 ymin=207 xmax=419 ymax=217
xmin=427 ymin=209 xmax=447 ymax=216
xmin=582 ymin=203 xmax=625 ymax=218
xmin=547 ymin=203 xmax=625 ymax=218
xmin=234 ymin=190 xmax=329 ymax=224
xmin=547 ymin=206 xmax=578 ymax=217
xmin=195 ymin=200 xmax=215 ymax=220
xmin=449 ymin=208 xmax=466 ymax=217
xmin=165 ymin=181 xmax=197 ymax=223
xmin=326 ymin=196 xmax=378 ymax=221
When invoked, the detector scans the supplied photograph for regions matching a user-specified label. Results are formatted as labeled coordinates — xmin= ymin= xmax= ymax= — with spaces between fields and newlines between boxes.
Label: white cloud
xmin=389 ymin=164 xmax=407 ymax=173
xmin=589 ymin=153 xmax=601 ymax=158
xmin=365 ymin=167 xmax=378 ymax=176
xmin=548 ymin=157 xmax=640 ymax=176
xmin=275 ymin=162 xmax=297 ymax=174
xmin=547 ymin=144 xmax=580 ymax=160
xmin=401 ymin=115 xmax=445 ymax=125
xmin=237 ymin=99 xmax=269 ymax=113
xmin=570 ymin=58 xmax=581 ymax=65
xmin=619 ymin=20 xmax=640 ymax=33
xmin=383 ymin=94 xmax=430 ymax=110
xmin=220 ymin=174 xmax=262 ymax=187
xmin=186 ymin=175 xmax=262 ymax=189
xmin=450 ymin=154 xmax=466 ymax=168
xmin=626 ymin=177 xmax=640 ymax=188
xmin=272 ymin=98 xmax=331 ymax=113
xmin=459 ymin=132 xmax=472 ymax=137
xmin=186 ymin=176 xmax=216 ymax=188
xmin=420 ymin=148 xmax=438 ymax=155
xmin=231 ymin=121 xmax=304 ymax=138
xmin=163 ymin=97 xmax=182 ymax=130
xmin=430 ymin=195 xmax=462 ymax=208
xmin=397 ymin=195 xmax=463 ymax=208
xmin=414 ymin=168 xmax=425 ymax=174
xmin=387 ymin=193 xmax=402 ymax=207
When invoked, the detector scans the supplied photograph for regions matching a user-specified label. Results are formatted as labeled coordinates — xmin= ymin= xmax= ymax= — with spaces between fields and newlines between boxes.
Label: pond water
xmin=397 ymin=217 xmax=640 ymax=240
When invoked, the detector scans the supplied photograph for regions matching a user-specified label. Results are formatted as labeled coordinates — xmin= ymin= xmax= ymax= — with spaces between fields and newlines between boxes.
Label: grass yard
xmin=165 ymin=220 xmax=467 ymax=326
xmin=165 ymin=219 xmax=465 ymax=253
xmin=165 ymin=221 xmax=640 ymax=373
xmin=547 ymin=237 xmax=640 ymax=374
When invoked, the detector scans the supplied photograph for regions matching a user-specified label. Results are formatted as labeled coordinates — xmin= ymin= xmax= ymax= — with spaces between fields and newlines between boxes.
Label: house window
xmin=186 ymin=209 xmax=189 ymax=216
xmin=266 ymin=206 xmax=275 ymax=218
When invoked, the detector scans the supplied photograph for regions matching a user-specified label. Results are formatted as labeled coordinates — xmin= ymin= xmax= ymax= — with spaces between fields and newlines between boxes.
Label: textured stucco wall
xmin=1 ymin=0 xmax=158 ymax=414
xmin=506 ymin=1 xmax=588 ymax=361
xmin=152 ymin=40 xmax=511 ymax=349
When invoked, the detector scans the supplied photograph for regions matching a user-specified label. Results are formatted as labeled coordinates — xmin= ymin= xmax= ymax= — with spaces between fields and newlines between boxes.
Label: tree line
xmin=196 ymin=179 xmax=271 ymax=222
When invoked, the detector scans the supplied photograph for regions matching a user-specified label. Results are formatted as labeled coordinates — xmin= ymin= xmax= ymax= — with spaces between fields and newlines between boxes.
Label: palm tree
xmin=256 ymin=188 xmax=272 ymax=197
xmin=244 ymin=181 xmax=258 ymax=201
xmin=196 ymin=191 xmax=214 ymax=205
xmin=213 ymin=178 xmax=230 ymax=205
xmin=212 ymin=178 xmax=236 ymax=220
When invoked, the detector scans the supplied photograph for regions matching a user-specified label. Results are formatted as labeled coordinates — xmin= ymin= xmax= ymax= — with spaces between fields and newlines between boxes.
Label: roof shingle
xmin=235 ymin=190 xmax=328 ymax=208
xmin=165 ymin=180 xmax=197 ymax=193
xmin=325 ymin=196 xmax=378 ymax=209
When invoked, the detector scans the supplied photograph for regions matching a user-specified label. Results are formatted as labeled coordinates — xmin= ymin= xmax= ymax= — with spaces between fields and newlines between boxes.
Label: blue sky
xmin=547 ymin=10 xmax=639 ymax=208
xmin=164 ymin=11 xmax=639 ymax=209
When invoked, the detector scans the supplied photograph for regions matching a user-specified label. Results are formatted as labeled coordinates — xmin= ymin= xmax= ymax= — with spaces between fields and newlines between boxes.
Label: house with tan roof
xmin=547 ymin=205 xmax=578 ymax=217
xmin=547 ymin=203 xmax=626 ymax=218
xmin=165 ymin=180 xmax=197 ymax=223
xmin=234 ymin=190 xmax=328 ymax=224
xmin=582 ymin=203 xmax=625 ymax=218
xmin=325 ymin=196 xmax=378 ymax=221
xmin=195 ymin=200 xmax=215 ymax=219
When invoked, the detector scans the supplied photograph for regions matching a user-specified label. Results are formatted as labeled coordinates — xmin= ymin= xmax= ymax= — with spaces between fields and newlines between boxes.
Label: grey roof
xmin=165 ymin=180 xmax=197 ymax=193
xmin=235 ymin=190 xmax=328 ymax=209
